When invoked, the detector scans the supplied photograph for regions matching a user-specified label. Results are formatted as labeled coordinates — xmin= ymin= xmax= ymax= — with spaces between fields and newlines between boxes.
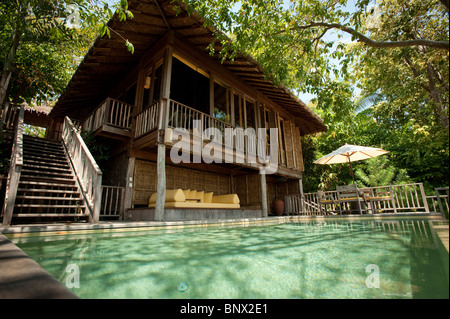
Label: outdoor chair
xmin=336 ymin=184 xmax=368 ymax=214
xmin=317 ymin=191 xmax=339 ymax=215
xmin=364 ymin=185 xmax=397 ymax=214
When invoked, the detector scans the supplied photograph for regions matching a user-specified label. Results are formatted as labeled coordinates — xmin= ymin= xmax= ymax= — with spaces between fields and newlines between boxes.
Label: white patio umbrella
xmin=314 ymin=144 xmax=389 ymax=183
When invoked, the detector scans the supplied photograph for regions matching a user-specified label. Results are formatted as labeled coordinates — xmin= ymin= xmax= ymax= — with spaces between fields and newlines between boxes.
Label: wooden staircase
xmin=12 ymin=135 xmax=89 ymax=222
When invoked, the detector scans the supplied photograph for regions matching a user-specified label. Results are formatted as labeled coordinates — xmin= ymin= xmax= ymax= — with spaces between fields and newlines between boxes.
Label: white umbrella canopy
xmin=314 ymin=144 xmax=389 ymax=183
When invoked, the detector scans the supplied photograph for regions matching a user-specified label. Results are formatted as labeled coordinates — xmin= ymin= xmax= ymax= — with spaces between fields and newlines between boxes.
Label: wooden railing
xmin=83 ymin=98 xmax=133 ymax=132
xmin=1 ymin=105 xmax=24 ymax=226
xmin=100 ymin=185 xmax=124 ymax=219
xmin=427 ymin=187 xmax=449 ymax=217
xmin=135 ymin=101 xmax=159 ymax=138
xmin=285 ymin=183 xmax=436 ymax=216
xmin=0 ymin=102 xmax=20 ymax=130
xmin=134 ymin=98 xmax=266 ymax=164
xmin=62 ymin=116 xmax=103 ymax=223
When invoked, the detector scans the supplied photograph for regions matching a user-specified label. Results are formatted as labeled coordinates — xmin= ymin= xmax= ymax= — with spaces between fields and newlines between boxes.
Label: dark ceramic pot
xmin=273 ymin=199 xmax=284 ymax=216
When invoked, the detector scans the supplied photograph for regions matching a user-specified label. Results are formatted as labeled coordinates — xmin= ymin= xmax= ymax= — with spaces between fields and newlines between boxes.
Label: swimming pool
xmin=8 ymin=218 xmax=449 ymax=299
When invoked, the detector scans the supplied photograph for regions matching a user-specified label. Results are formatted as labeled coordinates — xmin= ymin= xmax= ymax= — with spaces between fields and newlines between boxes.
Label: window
xmin=170 ymin=56 xmax=210 ymax=114
xmin=213 ymin=81 xmax=231 ymax=123
xmin=245 ymin=99 xmax=256 ymax=130
xmin=233 ymin=92 xmax=242 ymax=128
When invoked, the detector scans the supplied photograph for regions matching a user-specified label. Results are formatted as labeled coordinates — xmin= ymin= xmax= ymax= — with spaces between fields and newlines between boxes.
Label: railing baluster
xmin=62 ymin=116 xmax=103 ymax=223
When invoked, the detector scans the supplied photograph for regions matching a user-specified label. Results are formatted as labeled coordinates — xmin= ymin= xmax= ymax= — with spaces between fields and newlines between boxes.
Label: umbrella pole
xmin=348 ymin=156 xmax=356 ymax=184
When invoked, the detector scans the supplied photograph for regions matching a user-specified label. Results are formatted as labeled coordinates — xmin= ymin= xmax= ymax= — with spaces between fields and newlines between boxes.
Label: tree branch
xmin=286 ymin=22 xmax=449 ymax=51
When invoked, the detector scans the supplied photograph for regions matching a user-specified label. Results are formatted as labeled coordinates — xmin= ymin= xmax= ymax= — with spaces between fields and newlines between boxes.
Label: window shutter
xmin=293 ymin=126 xmax=304 ymax=171
xmin=283 ymin=120 xmax=295 ymax=168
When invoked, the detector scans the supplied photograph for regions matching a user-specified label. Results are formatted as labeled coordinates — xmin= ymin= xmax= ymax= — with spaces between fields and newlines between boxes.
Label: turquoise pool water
xmin=10 ymin=219 xmax=449 ymax=299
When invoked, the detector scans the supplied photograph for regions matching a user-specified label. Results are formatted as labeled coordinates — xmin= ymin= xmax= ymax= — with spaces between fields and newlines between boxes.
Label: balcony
xmin=82 ymin=98 xmax=133 ymax=140
xmin=133 ymin=98 xmax=270 ymax=170
xmin=80 ymin=97 xmax=300 ymax=176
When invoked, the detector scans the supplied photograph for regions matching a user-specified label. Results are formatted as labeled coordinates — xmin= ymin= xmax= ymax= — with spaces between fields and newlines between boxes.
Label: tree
xmin=0 ymin=0 xmax=133 ymax=107
xmin=351 ymin=0 xmax=449 ymax=130
xmin=354 ymin=156 xmax=412 ymax=188
xmin=181 ymin=0 xmax=448 ymax=86
xmin=181 ymin=0 xmax=448 ymax=191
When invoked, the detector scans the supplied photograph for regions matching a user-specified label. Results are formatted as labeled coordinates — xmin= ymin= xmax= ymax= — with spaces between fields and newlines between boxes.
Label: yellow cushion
xmin=212 ymin=194 xmax=240 ymax=204
xmin=204 ymin=192 xmax=213 ymax=203
xmin=149 ymin=189 xmax=185 ymax=204
xmin=196 ymin=191 xmax=204 ymax=203
xmin=182 ymin=189 xmax=191 ymax=199
xmin=367 ymin=196 xmax=391 ymax=201
xmin=187 ymin=190 xmax=197 ymax=200
xmin=339 ymin=196 xmax=358 ymax=201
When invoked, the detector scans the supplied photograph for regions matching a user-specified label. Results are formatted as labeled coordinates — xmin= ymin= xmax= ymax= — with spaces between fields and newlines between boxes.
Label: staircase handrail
xmin=62 ymin=116 xmax=103 ymax=223
xmin=1 ymin=105 xmax=24 ymax=226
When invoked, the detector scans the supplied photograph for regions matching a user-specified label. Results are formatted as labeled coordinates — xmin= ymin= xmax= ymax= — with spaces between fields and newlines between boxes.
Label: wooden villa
xmin=1 ymin=0 xmax=326 ymax=225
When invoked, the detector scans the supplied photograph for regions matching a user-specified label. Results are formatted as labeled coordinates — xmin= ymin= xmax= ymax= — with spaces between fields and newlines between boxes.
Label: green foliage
xmin=354 ymin=156 xmax=412 ymax=188
xmin=0 ymin=0 xmax=133 ymax=106
xmin=23 ymin=125 xmax=45 ymax=138
xmin=80 ymin=130 xmax=111 ymax=172
xmin=0 ymin=130 xmax=12 ymax=176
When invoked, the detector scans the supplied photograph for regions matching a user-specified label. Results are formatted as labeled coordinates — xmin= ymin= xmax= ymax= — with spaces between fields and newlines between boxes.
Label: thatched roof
xmin=22 ymin=102 xmax=51 ymax=127
xmin=50 ymin=0 xmax=326 ymax=135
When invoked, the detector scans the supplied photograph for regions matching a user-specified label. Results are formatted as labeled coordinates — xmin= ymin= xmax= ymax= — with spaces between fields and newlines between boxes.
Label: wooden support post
xmin=154 ymin=38 xmax=173 ymax=221
xmin=260 ymin=171 xmax=268 ymax=217
xmin=419 ymin=183 xmax=430 ymax=213
xmin=122 ymin=157 xmax=136 ymax=217
xmin=155 ymin=143 xmax=166 ymax=221
xmin=298 ymin=176 xmax=304 ymax=214
xmin=298 ymin=176 xmax=304 ymax=196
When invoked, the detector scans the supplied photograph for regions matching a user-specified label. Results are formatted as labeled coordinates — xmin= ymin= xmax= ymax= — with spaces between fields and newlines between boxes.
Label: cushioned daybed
xmin=148 ymin=189 xmax=240 ymax=209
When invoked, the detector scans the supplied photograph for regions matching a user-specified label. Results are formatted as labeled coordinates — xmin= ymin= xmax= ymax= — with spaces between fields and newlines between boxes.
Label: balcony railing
xmin=83 ymin=98 xmax=133 ymax=133
xmin=134 ymin=98 xmax=267 ymax=165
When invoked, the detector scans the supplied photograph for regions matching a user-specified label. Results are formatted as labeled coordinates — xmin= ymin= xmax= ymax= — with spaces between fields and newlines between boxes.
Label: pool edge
xmin=0 ymin=233 xmax=78 ymax=299
xmin=1 ymin=212 xmax=446 ymax=237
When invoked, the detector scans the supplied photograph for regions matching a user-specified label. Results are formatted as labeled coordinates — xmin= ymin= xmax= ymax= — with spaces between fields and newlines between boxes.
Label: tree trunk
xmin=0 ymin=11 xmax=24 ymax=109
xmin=426 ymin=63 xmax=449 ymax=129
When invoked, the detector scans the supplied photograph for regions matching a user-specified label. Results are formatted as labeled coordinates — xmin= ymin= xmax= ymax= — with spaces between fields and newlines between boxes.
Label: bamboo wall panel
xmin=267 ymin=182 xmax=276 ymax=214
xmin=293 ymin=126 xmax=304 ymax=171
xmin=233 ymin=175 xmax=249 ymax=206
xmin=133 ymin=160 xmax=232 ymax=206
xmin=246 ymin=174 xmax=261 ymax=207
xmin=287 ymin=179 xmax=300 ymax=195
xmin=133 ymin=160 xmax=157 ymax=205
xmin=283 ymin=120 xmax=295 ymax=168
xmin=232 ymin=173 xmax=261 ymax=208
